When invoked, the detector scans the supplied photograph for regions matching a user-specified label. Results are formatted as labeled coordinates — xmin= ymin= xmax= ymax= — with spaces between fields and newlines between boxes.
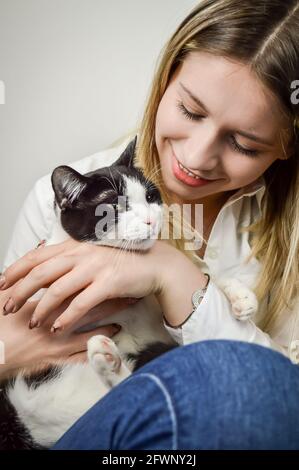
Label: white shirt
xmin=3 ymin=138 xmax=299 ymax=364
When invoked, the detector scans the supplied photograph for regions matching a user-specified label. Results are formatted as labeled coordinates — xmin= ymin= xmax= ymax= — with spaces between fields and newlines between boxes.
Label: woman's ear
xmin=51 ymin=165 xmax=88 ymax=210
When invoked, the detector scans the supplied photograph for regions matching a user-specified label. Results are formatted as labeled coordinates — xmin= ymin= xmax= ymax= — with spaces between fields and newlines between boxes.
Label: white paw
xmin=231 ymin=292 xmax=258 ymax=321
xmin=87 ymin=335 xmax=122 ymax=373
xmin=218 ymin=278 xmax=258 ymax=321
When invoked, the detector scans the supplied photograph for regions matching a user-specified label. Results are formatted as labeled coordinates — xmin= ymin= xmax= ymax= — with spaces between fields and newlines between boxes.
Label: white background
xmin=0 ymin=0 xmax=198 ymax=265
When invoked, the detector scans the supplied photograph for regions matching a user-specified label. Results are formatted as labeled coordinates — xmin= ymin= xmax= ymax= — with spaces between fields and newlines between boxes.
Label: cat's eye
xmin=146 ymin=193 xmax=154 ymax=203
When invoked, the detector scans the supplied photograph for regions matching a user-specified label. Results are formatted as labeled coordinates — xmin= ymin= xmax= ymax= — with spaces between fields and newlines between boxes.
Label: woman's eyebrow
xmin=179 ymin=82 xmax=210 ymax=113
xmin=235 ymin=130 xmax=273 ymax=147
xmin=179 ymin=82 xmax=273 ymax=147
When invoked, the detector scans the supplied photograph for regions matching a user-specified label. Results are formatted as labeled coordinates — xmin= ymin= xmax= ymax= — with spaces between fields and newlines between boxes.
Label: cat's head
xmin=51 ymin=138 xmax=163 ymax=250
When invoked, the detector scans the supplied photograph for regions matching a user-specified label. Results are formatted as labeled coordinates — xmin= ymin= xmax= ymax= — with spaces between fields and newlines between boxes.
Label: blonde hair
xmin=134 ymin=0 xmax=299 ymax=333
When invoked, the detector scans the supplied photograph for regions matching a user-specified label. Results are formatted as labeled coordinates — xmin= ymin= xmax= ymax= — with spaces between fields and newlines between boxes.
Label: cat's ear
xmin=51 ymin=165 xmax=88 ymax=210
xmin=112 ymin=136 xmax=137 ymax=168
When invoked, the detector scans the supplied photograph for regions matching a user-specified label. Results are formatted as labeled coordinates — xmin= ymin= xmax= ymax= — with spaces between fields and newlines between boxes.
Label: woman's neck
xmin=170 ymin=190 xmax=236 ymax=259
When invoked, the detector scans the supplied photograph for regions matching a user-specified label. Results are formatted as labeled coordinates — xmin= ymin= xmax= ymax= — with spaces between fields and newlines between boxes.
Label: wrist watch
xmin=163 ymin=273 xmax=210 ymax=329
xmin=191 ymin=273 xmax=210 ymax=310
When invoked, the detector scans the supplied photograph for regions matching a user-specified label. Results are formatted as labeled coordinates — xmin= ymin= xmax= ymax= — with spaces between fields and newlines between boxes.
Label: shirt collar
xmin=223 ymin=175 xmax=266 ymax=212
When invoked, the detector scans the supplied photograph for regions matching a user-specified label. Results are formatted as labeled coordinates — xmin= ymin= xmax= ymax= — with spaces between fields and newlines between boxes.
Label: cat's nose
xmin=144 ymin=218 xmax=156 ymax=227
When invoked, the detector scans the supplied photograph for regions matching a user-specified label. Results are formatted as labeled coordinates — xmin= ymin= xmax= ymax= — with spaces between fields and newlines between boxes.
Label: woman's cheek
xmin=225 ymin=157 xmax=267 ymax=188
xmin=156 ymin=92 xmax=185 ymax=140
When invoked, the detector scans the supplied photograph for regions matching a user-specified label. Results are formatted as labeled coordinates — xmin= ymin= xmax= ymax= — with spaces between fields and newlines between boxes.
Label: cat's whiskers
xmin=100 ymin=174 xmax=118 ymax=194
xmin=145 ymin=175 xmax=164 ymax=190
xmin=115 ymin=238 xmax=135 ymax=269
xmin=145 ymin=181 xmax=163 ymax=193
xmin=108 ymin=167 xmax=119 ymax=194
xmin=145 ymin=164 xmax=163 ymax=184
xmin=115 ymin=169 xmax=126 ymax=184
xmin=110 ymin=243 xmax=129 ymax=279
xmin=105 ymin=234 xmax=129 ymax=272
xmin=110 ymin=237 xmax=140 ymax=277
xmin=100 ymin=223 xmax=120 ymax=249
xmin=146 ymin=164 xmax=162 ymax=180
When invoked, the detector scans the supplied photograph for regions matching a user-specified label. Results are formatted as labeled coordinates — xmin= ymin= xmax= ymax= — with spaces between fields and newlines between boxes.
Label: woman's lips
xmin=171 ymin=152 xmax=218 ymax=188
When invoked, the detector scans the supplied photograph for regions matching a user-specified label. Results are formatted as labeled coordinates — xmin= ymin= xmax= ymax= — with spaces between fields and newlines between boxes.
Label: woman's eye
xmin=229 ymin=135 xmax=259 ymax=158
xmin=177 ymin=99 xmax=259 ymax=158
xmin=176 ymin=100 xmax=204 ymax=121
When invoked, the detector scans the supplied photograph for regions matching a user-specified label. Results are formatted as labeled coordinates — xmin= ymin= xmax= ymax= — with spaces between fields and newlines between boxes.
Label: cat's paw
xmin=218 ymin=278 xmax=258 ymax=321
xmin=230 ymin=292 xmax=258 ymax=321
xmin=87 ymin=335 xmax=122 ymax=374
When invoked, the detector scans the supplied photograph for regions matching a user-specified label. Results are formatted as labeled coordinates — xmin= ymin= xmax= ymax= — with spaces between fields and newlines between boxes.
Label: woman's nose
xmin=186 ymin=147 xmax=219 ymax=172
xmin=185 ymin=133 xmax=220 ymax=171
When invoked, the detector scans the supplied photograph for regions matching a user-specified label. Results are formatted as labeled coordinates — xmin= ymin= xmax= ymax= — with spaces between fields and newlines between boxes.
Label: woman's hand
xmin=0 ymin=238 xmax=208 ymax=332
xmin=0 ymin=239 xmax=161 ymax=331
xmin=0 ymin=286 xmax=122 ymax=380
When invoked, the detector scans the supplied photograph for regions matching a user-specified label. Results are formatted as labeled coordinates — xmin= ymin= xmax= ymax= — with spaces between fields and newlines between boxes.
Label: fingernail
xmin=3 ymin=297 xmax=15 ymax=314
xmin=35 ymin=239 xmax=46 ymax=249
xmin=29 ymin=318 xmax=40 ymax=329
xmin=51 ymin=322 xmax=62 ymax=333
xmin=0 ymin=275 xmax=6 ymax=289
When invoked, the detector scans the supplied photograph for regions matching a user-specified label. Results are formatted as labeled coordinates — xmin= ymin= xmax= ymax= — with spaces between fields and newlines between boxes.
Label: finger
xmin=73 ymin=298 xmax=139 ymax=330
xmin=35 ymin=240 xmax=46 ymax=249
xmin=50 ymin=285 xmax=111 ymax=333
xmin=66 ymin=324 xmax=121 ymax=355
xmin=1 ymin=240 xmax=74 ymax=290
xmin=51 ymin=351 xmax=88 ymax=366
xmin=27 ymin=267 xmax=91 ymax=327
xmin=1 ymin=279 xmax=24 ymax=312
xmin=5 ymin=256 xmax=76 ymax=315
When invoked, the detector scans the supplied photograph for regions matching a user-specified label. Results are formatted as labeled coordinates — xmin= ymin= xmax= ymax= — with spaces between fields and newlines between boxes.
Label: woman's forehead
xmin=172 ymin=51 xmax=291 ymax=144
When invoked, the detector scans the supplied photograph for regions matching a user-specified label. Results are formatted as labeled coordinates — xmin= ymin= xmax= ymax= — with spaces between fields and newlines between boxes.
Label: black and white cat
xmin=0 ymin=137 xmax=258 ymax=449
xmin=0 ymin=137 xmax=178 ymax=449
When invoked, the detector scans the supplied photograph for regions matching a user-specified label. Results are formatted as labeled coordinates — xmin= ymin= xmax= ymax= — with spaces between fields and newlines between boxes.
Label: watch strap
xmin=163 ymin=273 xmax=210 ymax=330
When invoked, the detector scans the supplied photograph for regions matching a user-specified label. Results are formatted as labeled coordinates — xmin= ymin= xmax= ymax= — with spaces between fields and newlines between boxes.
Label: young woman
xmin=1 ymin=0 xmax=299 ymax=449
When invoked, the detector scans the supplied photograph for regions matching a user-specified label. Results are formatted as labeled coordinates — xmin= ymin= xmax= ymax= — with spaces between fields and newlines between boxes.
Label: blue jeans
xmin=52 ymin=340 xmax=299 ymax=450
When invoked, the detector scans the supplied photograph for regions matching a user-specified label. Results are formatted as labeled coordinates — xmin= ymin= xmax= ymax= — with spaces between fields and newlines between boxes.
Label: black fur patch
xmin=23 ymin=365 xmax=60 ymax=389
xmin=0 ymin=366 xmax=59 ymax=449
xmin=51 ymin=137 xmax=162 ymax=243
xmin=0 ymin=138 xmax=167 ymax=449
xmin=130 ymin=342 xmax=178 ymax=371
xmin=0 ymin=380 xmax=46 ymax=450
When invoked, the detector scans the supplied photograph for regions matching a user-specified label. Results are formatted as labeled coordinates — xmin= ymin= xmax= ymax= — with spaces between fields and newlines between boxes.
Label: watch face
xmin=192 ymin=290 xmax=204 ymax=308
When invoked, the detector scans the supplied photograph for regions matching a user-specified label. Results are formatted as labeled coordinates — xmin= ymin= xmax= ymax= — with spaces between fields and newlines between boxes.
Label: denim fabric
xmin=52 ymin=340 xmax=299 ymax=450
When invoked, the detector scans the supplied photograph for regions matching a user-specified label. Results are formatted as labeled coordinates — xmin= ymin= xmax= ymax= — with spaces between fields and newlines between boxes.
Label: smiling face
xmin=155 ymin=51 xmax=292 ymax=205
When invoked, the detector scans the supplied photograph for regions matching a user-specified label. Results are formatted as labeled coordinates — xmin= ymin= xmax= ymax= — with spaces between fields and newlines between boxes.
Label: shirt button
xmin=207 ymin=247 xmax=219 ymax=259
xmin=290 ymin=340 xmax=299 ymax=364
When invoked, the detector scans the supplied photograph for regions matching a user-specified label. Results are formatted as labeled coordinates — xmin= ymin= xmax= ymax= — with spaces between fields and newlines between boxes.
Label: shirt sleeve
xmin=163 ymin=280 xmax=289 ymax=358
xmin=1 ymin=138 xmax=133 ymax=272
xmin=1 ymin=173 xmax=55 ymax=271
